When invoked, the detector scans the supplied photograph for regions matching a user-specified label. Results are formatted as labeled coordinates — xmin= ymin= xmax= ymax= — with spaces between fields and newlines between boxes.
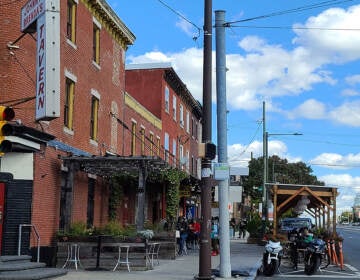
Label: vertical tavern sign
xmin=21 ymin=0 xmax=60 ymax=121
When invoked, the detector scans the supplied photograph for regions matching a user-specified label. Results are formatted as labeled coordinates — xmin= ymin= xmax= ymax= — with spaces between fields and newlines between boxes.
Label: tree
xmin=243 ymin=155 xmax=324 ymax=201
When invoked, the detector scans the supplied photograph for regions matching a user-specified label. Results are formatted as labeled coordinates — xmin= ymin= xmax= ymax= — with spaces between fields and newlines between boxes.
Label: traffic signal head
xmin=0 ymin=106 xmax=15 ymax=153
xmin=0 ymin=106 xmax=15 ymax=121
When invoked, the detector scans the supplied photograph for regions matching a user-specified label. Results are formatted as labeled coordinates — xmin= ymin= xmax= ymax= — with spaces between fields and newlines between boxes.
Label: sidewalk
xmin=55 ymin=238 xmax=263 ymax=280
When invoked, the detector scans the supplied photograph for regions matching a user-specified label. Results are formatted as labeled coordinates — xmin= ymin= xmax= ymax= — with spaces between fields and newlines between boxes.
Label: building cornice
xmin=81 ymin=0 xmax=135 ymax=50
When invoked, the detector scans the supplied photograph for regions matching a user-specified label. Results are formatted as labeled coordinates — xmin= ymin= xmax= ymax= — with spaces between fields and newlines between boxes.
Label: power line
xmin=228 ymin=25 xmax=360 ymax=31
xmin=156 ymin=0 xmax=201 ymax=41
xmin=226 ymin=0 xmax=358 ymax=25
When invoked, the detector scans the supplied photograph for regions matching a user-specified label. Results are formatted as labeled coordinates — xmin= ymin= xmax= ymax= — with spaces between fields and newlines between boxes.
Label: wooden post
xmin=64 ymin=162 xmax=75 ymax=232
xmin=273 ymin=185 xmax=278 ymax=236
xmin=332 ymin=188 xmax=337 ymax=236
xmin=136 ymin=161 xmax=147 ymax=231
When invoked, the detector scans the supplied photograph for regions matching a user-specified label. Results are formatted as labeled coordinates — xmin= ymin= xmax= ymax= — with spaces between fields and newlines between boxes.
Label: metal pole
xmin=197 ymin=0 xmax=213 ymax=279
xmin=215 ymin=10 xmax=231 ymax=278
xmin=262 ymin=102 xmax=267 ymax=233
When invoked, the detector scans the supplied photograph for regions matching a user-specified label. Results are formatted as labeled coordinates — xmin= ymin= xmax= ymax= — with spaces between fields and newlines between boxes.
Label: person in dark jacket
xmin=176 ymin=216 xmax=188 ymax=255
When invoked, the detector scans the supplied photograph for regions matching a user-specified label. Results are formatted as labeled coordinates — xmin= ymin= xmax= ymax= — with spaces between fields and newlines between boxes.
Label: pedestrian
xmin=239 ymin=219 xmax=247 ymax=239
xmin=230 ymin=218 xmax=236 ymax=238
xmin=176 ymin=216 xmax=188 ymax=255
xmin=211 ymin=217 xmax=220 ymax=256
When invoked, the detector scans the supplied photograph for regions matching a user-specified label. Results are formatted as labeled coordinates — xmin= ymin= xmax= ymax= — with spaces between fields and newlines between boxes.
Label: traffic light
xmin=198 ymin=142 xmax=217 ymax=160
xmin=0 ymin=106 xmax=15 ymax=153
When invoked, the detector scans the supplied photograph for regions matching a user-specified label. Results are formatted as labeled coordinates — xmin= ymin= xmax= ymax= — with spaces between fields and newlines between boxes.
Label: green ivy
xmin=160 ymin=168 xmax=187 ymax=222
xmin=108 ymin=174 xmax=136 ymax=220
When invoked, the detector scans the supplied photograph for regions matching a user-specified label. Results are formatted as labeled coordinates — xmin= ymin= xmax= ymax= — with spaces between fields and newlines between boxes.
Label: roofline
xmin=125 ymin=62 xmax=172 ymax=70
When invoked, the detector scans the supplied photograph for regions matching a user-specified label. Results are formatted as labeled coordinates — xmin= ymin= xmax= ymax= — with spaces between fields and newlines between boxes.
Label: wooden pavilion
xmin=268 ymin=183 xmax=338 ymax=236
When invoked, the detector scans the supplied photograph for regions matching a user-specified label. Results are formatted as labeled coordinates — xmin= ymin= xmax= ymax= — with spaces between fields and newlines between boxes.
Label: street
xmin=256 ymin=225 xmax=360 ymax=279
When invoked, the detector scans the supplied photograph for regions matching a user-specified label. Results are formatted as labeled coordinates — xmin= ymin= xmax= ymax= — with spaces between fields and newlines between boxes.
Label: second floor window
xmin=66 ymin=0 xmax=76 ymax=43
xmin=131 ymin=121 xmax=137 ymax=155
xmin=90 ymin=96 xmax=99 ymax=140
xmin=64 ymin=78 xmax=75 ymax=130
xmin=93 ymin=23 xmax=100 ymax=65
xmin=140 ymin=127 xmax=145 ymax=155
xmin=149 ymin=133 xmax=154 ymax=156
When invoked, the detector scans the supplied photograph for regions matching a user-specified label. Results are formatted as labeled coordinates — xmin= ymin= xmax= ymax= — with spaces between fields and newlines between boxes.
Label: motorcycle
xmin=304 ymin=238 xmax=326 ymax=275
xmin=262 ymin=240 xmax=283 ymax=276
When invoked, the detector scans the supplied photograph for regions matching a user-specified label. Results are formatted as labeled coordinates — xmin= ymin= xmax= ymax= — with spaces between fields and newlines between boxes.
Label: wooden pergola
xmin=268 ymin=183 xmax=338 ymax=236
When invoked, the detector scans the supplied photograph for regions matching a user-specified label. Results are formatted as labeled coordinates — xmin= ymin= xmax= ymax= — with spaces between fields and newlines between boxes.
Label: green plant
xmin=246 ymin=215 xmax=263 ymax=238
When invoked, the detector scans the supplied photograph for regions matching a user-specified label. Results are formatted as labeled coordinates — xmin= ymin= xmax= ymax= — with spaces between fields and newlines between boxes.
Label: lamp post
xmin=262 ymin=131 xmax=302 ymax=225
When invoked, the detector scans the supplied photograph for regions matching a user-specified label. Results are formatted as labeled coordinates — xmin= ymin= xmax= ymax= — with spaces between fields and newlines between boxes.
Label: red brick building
xmin=0 ymin=0 xmax=202 ymax=263
xmin=125 ymin=63 xmax=202 ymax=218
xmin=0 ymin=0 xmax=135 ymax=258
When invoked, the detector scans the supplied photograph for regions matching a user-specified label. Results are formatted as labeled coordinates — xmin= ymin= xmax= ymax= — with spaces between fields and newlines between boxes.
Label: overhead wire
xmin=226 ymin=0 xmax=359 ymax=25
xmin=156 ymin=0 xmax=201 ymax=42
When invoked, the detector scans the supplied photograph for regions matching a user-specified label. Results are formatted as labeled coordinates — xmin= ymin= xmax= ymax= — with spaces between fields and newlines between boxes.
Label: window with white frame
xmin=165 ymin=86 xmax=169 ymax=113
xmin=164 ymin=132 xmax=169 ymax=162
xmin=179 ymin=104 xmax=184 ymax=127
xmin=172 ymin=95 xmax=177 ymax=120
xmin=186 ymin=111 xmax=190 ymax=133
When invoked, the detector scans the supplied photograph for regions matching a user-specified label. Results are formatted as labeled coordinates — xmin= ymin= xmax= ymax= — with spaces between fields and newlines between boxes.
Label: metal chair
xmin=113 ymin=245 xmax=131 ymax=272
xmin=148 ymin=243 xmax=161 ymax=266
xmin=62 ymin=243 xmax=83 ymax=270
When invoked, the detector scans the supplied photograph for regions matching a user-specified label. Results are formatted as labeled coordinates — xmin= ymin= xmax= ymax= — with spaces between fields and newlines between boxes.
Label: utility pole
xmin=215 ymin=10 xmax=231 ymax=278
xmin=262 ymin=101 xmax=267 ymax=232
xmin=197 ymin=0 xmax=213 ymax=279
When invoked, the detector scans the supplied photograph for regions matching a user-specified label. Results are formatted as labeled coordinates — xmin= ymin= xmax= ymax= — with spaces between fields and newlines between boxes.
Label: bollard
xmin=338 ymin=240 xmax=344 ymax=270
xmin=331 ymin=240 xmax=339 ymax=266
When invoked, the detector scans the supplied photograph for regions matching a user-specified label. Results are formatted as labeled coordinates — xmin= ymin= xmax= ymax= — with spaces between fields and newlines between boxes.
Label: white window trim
xmin=93 ymin=16 xmax=102 ymax=29
xmin=64 ymin=69 xmax=77 ymax=82
xmin=91 ymin=88 xmax=101 ymax=100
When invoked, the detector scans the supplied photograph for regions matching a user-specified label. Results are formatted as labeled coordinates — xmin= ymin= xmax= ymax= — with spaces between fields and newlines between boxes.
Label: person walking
xmin=176 ymin=216 xmax=188 ymax=255
xmin=239 ymin=219 xmax=247 ymax=239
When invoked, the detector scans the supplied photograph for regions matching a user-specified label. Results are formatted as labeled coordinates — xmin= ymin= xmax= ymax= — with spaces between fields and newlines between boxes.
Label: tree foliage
xmin=243 ymin=155 xmax=324 ymax=201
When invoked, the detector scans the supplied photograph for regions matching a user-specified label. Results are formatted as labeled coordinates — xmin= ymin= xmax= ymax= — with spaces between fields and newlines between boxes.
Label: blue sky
xmin=109 ymin=0 xmax=360 ymax=214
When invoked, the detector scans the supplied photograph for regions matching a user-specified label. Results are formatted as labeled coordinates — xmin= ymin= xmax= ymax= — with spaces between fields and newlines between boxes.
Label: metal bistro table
xmin=88 ymin=236 xmax=148 ymax=271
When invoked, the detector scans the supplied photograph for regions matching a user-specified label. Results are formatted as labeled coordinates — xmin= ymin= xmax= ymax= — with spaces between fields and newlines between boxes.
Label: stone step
xmin=0 ymin=260 xmax=46 ymax=271
xmin=0 ymin=256 xmax=32 ymax=263
xmin=0 ymin=267 xmax=67 ymax=280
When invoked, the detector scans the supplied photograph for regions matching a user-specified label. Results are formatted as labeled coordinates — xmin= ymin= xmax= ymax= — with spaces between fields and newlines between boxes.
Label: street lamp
xmin=262 ymin=132 xmax=302 ymax=225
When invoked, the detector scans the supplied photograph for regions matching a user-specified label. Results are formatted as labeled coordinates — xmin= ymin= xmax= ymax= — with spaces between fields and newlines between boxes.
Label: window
xmin=179 ymin=104 xmax=184 ymax=127
xmin=172 ymin=95 xmax=177 ymax=120
xmin=156 ymin=136 xmax=160 ymax=156
xmin=164 ymin=86 xmax=169 ymax=113
xmin=66 ymin=0 xmax=76 ymax=43
xmin=164 ymin=132 xmax=169 ymax=162
xmin=93 ymin=23 xmax=100 ymax=65
xmin=186 ymin=111 xmax=190 ymax=133
xmin=140 ymin=126 xmax=145 ymax=155
xmin=149 ymin=133 xmax=154 ymax=156
xmin=64 ymin=78 xmax=75 ymax=130
xmin=172 ymin=138 xmax=177 ymax=157
xmin=90 ymin=96 xmax=99 ymax=140
xmin=131 ymin=121 xmax=137 ymax=155
xmin=179 ymin=145 xmax=184 ymax=169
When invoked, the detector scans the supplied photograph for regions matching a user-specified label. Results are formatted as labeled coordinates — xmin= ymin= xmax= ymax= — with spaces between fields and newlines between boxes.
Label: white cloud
xmin=311 ymin=152 xmax=360 ymax=170
xmin=341 ymin=88 xmax=360 ymax=97
xmin=287 ymin=99 xmax=326 ymax=120
xmin=292 ymin=5 xmax=360 ymax=63
xmin=126 ymin=4 xmax=360 ymax=115
xmin=345 ymin=74 xmax=360 ymax=86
